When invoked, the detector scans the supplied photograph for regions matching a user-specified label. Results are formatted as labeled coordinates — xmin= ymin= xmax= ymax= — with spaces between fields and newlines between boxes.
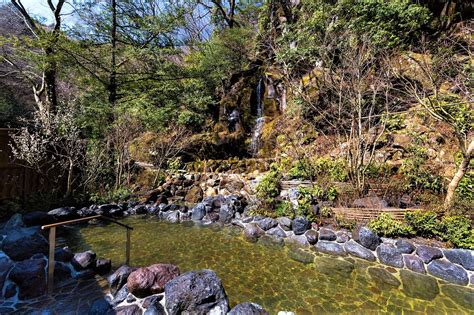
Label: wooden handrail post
xmin=47 ymin=227 xmax=56 ymax=295
xmin=126 ymin=229 xmax=131 ymax=265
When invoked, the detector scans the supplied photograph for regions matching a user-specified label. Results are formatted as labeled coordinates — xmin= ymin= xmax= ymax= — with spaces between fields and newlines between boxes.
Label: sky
xmin=1 ymin=0 xmax=80 ymax=25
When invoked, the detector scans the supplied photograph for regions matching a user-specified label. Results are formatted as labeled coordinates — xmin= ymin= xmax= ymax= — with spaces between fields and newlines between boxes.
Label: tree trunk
xmin=444 ymin=139 xmax=474 ymax=208
xmin=66 ymin=158 xmax=74 ymax=197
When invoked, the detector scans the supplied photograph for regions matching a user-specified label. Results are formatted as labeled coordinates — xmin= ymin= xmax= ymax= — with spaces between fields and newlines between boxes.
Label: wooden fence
xmin=332 ymin=207 xmax=421 ymax=222
xmin=0 ymin=128 xmax=46 ymax=201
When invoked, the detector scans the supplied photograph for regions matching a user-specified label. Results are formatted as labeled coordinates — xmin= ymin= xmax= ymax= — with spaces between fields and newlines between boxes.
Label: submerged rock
xmin=400 ymin=270 xmax=439 ymax=301
xmin=114 ymin=304 xmax=142 ymax=315
xmin=427 ymin=259 xmax=469 ymax=285
xmin=89 ymin=297 xmax=112 ymax=315
xmin=441 ymin=284 xmax=474 ymax=309
xmin=127 ymin=264 xmax=180 ymax=298
xmin=0 ymin=256 xmax=14 ymax=292
xmin=314 ymin=256 xmax=354 ymax=276
xmin=368 ymin=267 xmax=400 ymax=289
xmin=288 ymin=247 xmax=314 ymax=264
xmin=228 ymin=302 xmax=269 ymax=315
xmin=164 ymin=269 xmax=229 ymax=315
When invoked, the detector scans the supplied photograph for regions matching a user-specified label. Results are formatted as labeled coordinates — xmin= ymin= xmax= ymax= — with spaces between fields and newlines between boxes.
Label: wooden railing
xmin=41 ymin=215 xmax=133 ymax=295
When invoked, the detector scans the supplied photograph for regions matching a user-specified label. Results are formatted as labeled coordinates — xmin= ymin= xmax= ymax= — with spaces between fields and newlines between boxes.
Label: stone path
xmin=3 ymin=275 xmax=109 ymax=314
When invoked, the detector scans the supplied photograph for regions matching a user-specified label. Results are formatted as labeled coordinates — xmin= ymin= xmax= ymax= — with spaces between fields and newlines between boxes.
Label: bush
xmin=368 ymin=213 xmax=414 ymax=237
xmin=335 ymin=215 xmax=357 ymax=230
xmin=255 ymin=166 xmax=282 ymax=203
xmin=404 ymin=210 xmax=438 ymax=237
xmin=275 ymin=201 xmax=295 ymax=219
xmin=437 ymin=216 xmax=474 ymax=249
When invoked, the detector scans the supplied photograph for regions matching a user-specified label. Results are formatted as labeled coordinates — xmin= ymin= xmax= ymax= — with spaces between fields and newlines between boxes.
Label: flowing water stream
xmin=250 ymin=78 xmax=265 ymax=156
xmin=65 ymin=217 xmax=473 ymax=314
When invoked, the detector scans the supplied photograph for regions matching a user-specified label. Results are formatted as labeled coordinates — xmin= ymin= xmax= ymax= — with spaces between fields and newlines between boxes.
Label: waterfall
xmin=250 ymin=78 xmax=265 ymax=156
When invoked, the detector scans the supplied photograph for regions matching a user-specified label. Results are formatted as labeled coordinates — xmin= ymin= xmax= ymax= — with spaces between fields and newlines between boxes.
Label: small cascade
xmin=250 ymin=78 xmax=265 ymax=156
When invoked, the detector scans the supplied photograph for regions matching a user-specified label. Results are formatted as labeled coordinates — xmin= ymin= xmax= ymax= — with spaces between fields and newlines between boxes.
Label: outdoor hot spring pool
xmin=65 ymin=217 xmax=473 ymax=314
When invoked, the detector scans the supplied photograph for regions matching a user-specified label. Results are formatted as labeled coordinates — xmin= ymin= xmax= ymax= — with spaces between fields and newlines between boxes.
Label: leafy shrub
xmin=381 ymin=113 xmax=405 ymax=131
xmin=256 ymin=166 xmax=282 ymax=203
xmin=320 ymin=206 xmax=334 ymax=218
xmin=89 ymin=186 xmax=131 ymax=204
xmin=455 ymin=173 xmax=473 ymax=201
xmin=313 ymin=158 xmax=348 ymax=182
xmin=368 ymin=213 xmax=414 ymax=237
xmin=288 ymin=159 xmax=313 ymax=180
xmin=437 ymin=216 xmax=474 ymax=249
xmin=275 ymin=201 xmax=296 ymax=219
xmin=404 ymin=210 xmax=438 ymax=237
xmin=335 ymin=215 xmax=357 ymax=230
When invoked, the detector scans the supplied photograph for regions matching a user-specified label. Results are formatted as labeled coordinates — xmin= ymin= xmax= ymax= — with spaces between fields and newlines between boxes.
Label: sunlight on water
xmin=66 ymin=217 xmax=473 ymax=314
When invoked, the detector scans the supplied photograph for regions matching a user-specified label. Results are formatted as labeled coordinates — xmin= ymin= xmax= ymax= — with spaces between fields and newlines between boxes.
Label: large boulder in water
xmin=0 ymin=255 xmax=14 ymax=292
xmin=108 ymin=265 xmax=138 ymax=295
xmin=9 ymin=258 xmax=47 ymax=299
xmin=22 ymin=211 xmax=54 ymax=227
xmin=443 ymin=249 xmax=474 ymax=271
xmin=127 ymin=264 xmax=180 ymax=298
xmin=164 ymin=269 xmax=229 ymax=315
xmin=1 ymin=227 xmax=48 ymax=261
xmin=427 ymin=259 xmax=469 ymax=285
xmin=228 ymin=302 xmax=269 ymax=315
xmin=191 ymin=203 xmax=206 ymax=221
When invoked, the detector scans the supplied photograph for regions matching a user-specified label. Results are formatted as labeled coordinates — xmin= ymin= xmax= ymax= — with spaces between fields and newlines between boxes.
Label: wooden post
xmin=125 ymin=229 xmax=131 ymax=265
xmin=47 ymin=227 xmax=56 ymax=295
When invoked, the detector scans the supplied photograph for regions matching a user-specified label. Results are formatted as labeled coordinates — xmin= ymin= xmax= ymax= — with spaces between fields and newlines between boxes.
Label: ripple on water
xmin=66 ymin=217 xmax=474 ymax=314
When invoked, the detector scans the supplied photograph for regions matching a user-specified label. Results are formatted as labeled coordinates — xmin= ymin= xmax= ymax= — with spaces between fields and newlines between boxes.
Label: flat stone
xmin=344 ymin=240 xmax=376 ymax=261
xmin=427 ymin=259 xmax=469 ymax=285
xmin=376 ymin=244 xmax=404 ymax=268
xmin=400 ymin=270 xmax=439 ymax=301
xmin=256 ymin=218 xmax=278 ymax=231
xmin=315 ymin=241 xmax=346 ymax=256
xmin=89 ymin=297 xmax=112 ymax=315
xmin=403 ymin=254 xmax=426 ymax=274
xmin=319 ymin=228 xmax=336 ymax=241
xmin=416 ymin=245 xmax=443 ymax=264
xmin=368 ymin=267 xmax=401 ymax=289
xmin=228 ymin=302 xmax=269 ymax=315
xmin=258 ymin=235 xmax=284 ymax=247
xmin=443 ymin=249 xmax=474 ymax=271
xmin=277 ymin=217 xmax=292 ymax=231
xmin=395 ymin=240 xmax=415 ymax=254
xmin=111 ymin=285 xmax=129 ymax=307
xmin=305 ymin=230 xmax=318 ymax=245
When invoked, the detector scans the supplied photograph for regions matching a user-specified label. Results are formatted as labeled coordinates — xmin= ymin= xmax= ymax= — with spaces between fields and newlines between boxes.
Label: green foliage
xmin=368 ymin=213 xmax=414 ymax=237
xmin=313 ymin=158 xmax=348 ymax=182
xmin=89 ymin=187 xmax=132 ymax=204
xmin=381 ymin=113 xmax=406 ymax=131
xmin=167 ymin=157 xmax=182 ymax=173
xmin=455 ymin=172 xmax=473 ymax=201
xmin=275 ymin=201 xmax=295 ymax=219
xmin=335 ymin=215 xmax=357 ymax=230
xmin=437 ymin=216 xmax=474 ymax=249
xmin=255 ymin=165 xmax=282 ymax=203
xmin=320 ymin=206 xmax=334 ymax=218
xmin=404 ymin=210 xmax=438 ymax=237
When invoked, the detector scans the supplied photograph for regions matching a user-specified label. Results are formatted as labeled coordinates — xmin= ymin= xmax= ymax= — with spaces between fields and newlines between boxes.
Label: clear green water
xmin=65 ymin=217 xmax=473 ymax=314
